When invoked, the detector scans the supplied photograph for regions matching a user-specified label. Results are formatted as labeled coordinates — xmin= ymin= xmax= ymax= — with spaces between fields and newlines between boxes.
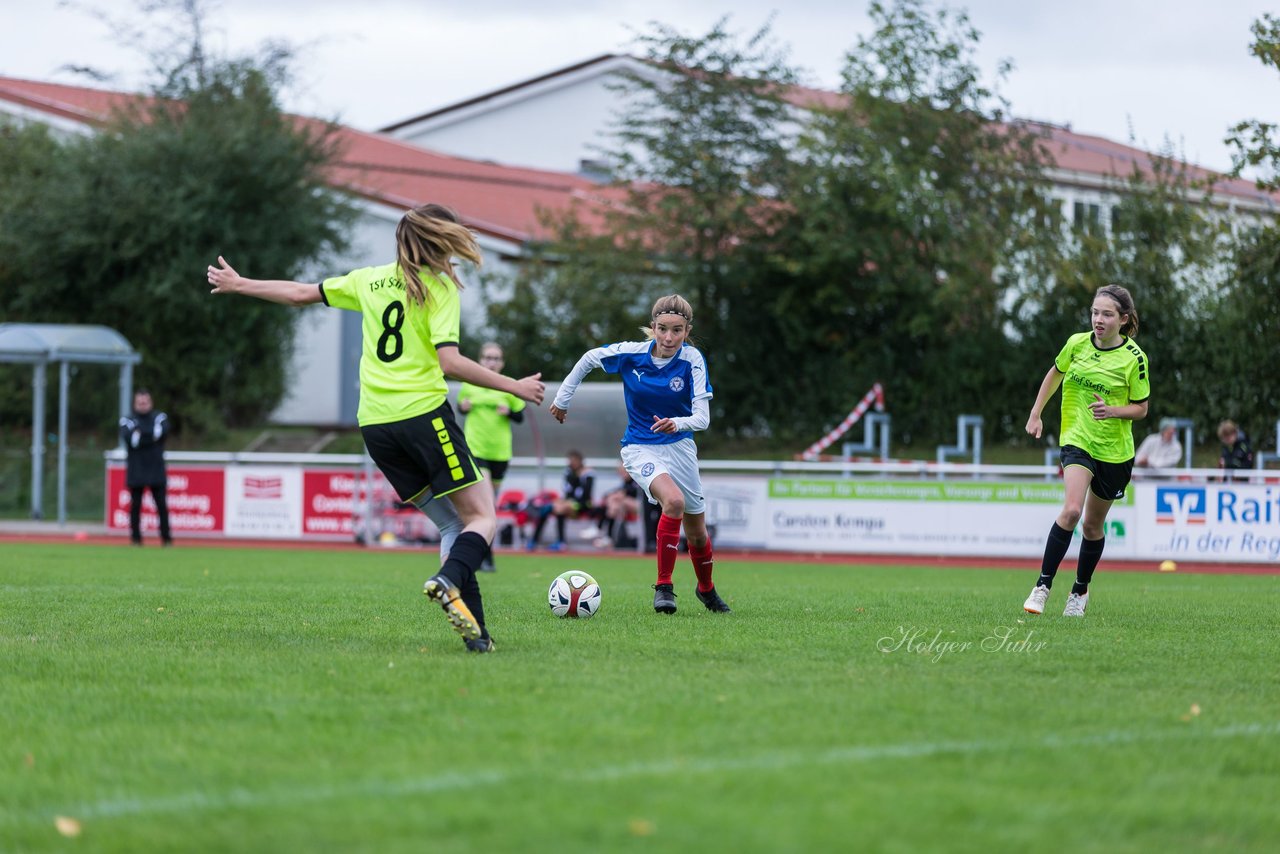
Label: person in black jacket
xmin=1217 ymin=419 xmax=1254 ymax=482
xmin=526 ymin=450 xmax=595 ymax=551
xmin=119 ymin=389 xmax=172 ymax=546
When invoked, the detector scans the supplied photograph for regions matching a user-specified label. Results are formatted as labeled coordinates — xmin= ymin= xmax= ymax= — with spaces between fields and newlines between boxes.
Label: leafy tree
xmin=790 ymin=0 xmax=1058 ymax=444
xmin=480 ymin=217 xmax=656 ymax=380
xmin=0 ymin=0 xmax=355 ymax=434
xmin=1228 ymin=13 xmax=1280 ymax=190
xmin=1212 ymin=225 xmax=1280 ymax=445
xmin=1222 ymin=12 xmax=1280 ymax=454
xmin=489 ymin=17 xmax=803 ymax=437
xmin=1015 ymin=152 xmax=1232 ymax=441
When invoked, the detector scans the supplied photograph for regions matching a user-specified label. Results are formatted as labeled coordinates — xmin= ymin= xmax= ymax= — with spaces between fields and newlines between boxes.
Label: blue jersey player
xmin=550 ymin=295 xmax=731 ymax=615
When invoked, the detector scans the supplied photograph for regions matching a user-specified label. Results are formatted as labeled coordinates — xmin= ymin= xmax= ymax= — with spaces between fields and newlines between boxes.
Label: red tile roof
xmin=0 ymin=75 xmax=612 ymax=243
xmin=319 ymin=126 xmax=615 ymax=242
xmin=1032 ymin=122 xmax=1274 ymax=207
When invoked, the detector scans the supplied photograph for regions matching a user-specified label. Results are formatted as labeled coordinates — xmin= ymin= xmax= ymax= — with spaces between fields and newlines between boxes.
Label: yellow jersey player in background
xmin=457 ymin=342 xmax=526 ymax=571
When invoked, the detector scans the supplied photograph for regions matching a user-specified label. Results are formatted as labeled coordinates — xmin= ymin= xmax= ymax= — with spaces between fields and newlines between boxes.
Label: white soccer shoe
xmin=1023 ymin=584 xmax=1050 ymax=615
xmin=1063 ymin=592 xmax=1089 ymax=617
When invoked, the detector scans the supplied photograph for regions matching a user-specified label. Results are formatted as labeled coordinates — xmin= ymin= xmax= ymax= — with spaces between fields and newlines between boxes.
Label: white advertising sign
xmin=758 ymin=478 xmax=1137 ymax=559
xmin=223 ymin=466 xmax=304 ymax=538
xmin=702 ymin=476 xmax=770 ymax=549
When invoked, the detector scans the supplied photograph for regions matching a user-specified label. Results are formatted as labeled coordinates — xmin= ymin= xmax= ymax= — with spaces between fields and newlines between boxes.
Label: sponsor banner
xmin=702 ymin=476 xmax=770 ymax=549
xmin=761 ymin=478 xmax=1137 ymax=559
xmin=303 ymin=468 xmax=364 ymax=539
xmin=102 ymin=461 xmax=1276 ymax=563
xmin=224 ymin=466 xmax=303 ymax=539
xmin=1137 ymin=482 xmax=1280 ymax=563
xmin=105 ymin=464 xmax=225 ymax=534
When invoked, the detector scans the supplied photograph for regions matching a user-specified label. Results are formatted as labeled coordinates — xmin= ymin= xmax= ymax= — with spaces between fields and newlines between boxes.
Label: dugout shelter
xmin=0 ymin=323 xmax=142 ymax=524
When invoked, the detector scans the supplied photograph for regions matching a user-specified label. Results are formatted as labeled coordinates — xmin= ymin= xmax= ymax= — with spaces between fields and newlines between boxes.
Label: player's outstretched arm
xmin=207 ymin=256 xmax=322 ymax=307
xmin=437 ymin=346 xmax=544 ymax=405
xmin=550 ymin=349 xmax=608 ymax=422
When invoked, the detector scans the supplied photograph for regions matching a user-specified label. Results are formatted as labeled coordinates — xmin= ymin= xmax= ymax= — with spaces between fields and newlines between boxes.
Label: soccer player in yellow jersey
xmin=208 ymin=203 xmax=545 ymax=652
xmin=1023 ymin=284 xmax=1149 ymax=617
xmin=458 ymin=342 xmax=525 ymax=571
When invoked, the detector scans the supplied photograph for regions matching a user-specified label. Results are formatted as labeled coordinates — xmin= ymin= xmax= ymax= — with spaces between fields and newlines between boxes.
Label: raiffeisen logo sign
xmin=1149 ymin=484 xmax=1280 ymax=562
xmin=1155 ymin=487 xmax=1206 ymax=525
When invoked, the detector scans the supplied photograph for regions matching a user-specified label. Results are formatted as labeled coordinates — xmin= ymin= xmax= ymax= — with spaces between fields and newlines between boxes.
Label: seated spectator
xmin=1218 ymin=420 xmax=1254 ymax=480
xmin=1134 ymin=418 xmax=1183 ymax=468
xmin=594 ymin=463 xmax=641 ymax=549
xmin=527 ymin=450 xmax=595 ymax=551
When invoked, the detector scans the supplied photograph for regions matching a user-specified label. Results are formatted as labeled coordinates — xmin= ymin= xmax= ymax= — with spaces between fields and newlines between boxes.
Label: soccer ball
xmin=547 ymin=570 xmax=602 ymax=618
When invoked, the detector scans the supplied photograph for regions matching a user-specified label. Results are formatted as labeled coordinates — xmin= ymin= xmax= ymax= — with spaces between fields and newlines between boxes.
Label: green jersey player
xmin=1023 ymin=284 xmax=1149 ymax=618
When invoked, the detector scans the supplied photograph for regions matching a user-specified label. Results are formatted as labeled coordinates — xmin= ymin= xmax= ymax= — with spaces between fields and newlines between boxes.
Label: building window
xmin=1073 ymin=201 xmax=1101 ymax=233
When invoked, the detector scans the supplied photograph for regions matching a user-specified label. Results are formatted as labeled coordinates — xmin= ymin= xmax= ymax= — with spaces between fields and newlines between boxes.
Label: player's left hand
xmin=207 ymin=256 xmax=240 ymax=294
xmin=651 ymin=415 xmax=677 ymax=434
xmin=1089 ymin=393 xmax=1110 ymax=420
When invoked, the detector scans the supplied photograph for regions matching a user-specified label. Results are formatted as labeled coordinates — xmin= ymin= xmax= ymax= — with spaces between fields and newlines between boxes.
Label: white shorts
xmin=620 ymin=438 xmax=705 ymax=515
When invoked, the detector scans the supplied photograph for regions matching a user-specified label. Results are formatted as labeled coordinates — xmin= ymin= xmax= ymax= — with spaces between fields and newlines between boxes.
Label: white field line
xmin=15 ymin=721 xmax=1278 ymax=825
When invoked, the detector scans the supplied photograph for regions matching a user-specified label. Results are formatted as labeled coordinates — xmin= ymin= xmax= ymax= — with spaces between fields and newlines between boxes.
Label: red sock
xmin=690 ymin=539 xmax=715 ymax=592
xmin=655 ymin=514 xmax=682 ymax=585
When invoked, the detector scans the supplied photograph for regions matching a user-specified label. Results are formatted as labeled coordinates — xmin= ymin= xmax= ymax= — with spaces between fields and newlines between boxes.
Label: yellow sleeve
xmin=320 ymin=269 xmax=362 ymax=311
xmin=427 ymin=273 xmax=461 ymax=347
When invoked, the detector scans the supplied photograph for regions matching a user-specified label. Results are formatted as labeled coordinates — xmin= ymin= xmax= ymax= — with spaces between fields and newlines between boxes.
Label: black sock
xmin=438 ymin=531 xmax=487 ymax=587
xmin=1038 ymin=523 xmax=1073 ymax=588
xmin=459 ymin=570 xmax=488 ymax=637
xmin=556 ymin=514 xmax=567 ymax=543
xmin=438 ymin=531 xmax=489 ymax=633
xmin=1073 ymin=536 xmax=1105 ymax=595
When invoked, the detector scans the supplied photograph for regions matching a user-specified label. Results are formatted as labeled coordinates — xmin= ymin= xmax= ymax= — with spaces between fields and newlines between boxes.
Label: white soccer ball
xmin=547 ymin=570 xmax=602 ymax=619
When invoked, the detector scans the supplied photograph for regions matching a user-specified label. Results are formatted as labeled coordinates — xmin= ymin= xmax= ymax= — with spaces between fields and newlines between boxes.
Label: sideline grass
xmin=2 ymin=542 xmax=1277 ymax=852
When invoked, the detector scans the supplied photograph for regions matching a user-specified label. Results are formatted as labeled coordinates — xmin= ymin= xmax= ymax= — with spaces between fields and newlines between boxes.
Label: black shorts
xmin=473 ymin=458 xmax=509 ymax=482
xmin=1060 ymin=445 xmax=1134 ymax=501
xmin=360 ymin=403 xmax=484 ymax=503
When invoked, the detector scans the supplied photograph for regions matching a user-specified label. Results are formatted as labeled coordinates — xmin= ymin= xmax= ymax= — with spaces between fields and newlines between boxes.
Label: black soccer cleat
xmin=652 ymin=583 xmax=677 ymax=614
xmin=465 ymin=636 xmax=496 ymax=653
xmin=695 ymin=586 xmax=732 ymax=613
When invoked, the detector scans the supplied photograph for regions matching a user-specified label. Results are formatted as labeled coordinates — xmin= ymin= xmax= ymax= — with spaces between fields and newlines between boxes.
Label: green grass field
xmin=2 ymin=542 xmax=1277 ymax=852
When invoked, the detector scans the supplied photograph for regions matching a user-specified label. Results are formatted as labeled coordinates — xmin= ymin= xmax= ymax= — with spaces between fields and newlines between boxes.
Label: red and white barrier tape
xmin=800 ymin=383 xmax=884 ymax=460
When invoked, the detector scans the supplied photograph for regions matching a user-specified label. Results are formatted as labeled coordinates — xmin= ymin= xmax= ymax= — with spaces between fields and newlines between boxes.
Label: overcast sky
xmin=2 ymin=0 xmax=1276 ymax=175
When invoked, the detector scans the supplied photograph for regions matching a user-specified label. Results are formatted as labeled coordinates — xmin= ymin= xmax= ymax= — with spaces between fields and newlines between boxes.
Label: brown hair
xmin=1096 ymin=284 xmax=1139 ymax=337
xmin=642 ymin=294 xmax=694 ymax=340
xmin=394 ymin=203 xmax=482 ymax=308
xmin=1217 ymin=419 xmax=1239 ymax=442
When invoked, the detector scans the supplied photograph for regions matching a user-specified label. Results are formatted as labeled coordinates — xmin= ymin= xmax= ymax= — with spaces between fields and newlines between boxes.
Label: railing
xmin=102 ymin=449 xmax=1279 ymax=483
